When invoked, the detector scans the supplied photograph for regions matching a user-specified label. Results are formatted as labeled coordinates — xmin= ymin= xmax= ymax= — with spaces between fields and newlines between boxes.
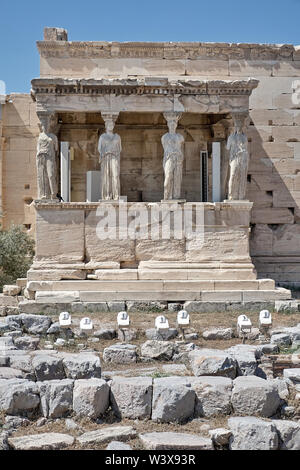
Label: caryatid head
xmin=163 ymin=112 xmax=182 ymax=134
xmin=38 ymin=112 xmax=56 ymax=134
xmin=101 ymin=113 xmax=119 ymax=134
xmin=232 ymin=112 xmax=249 ymax=134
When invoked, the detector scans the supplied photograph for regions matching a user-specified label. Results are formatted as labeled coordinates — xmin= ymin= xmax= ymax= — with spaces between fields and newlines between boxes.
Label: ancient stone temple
xmin=3 ymin=27 xmax=300 ymax=309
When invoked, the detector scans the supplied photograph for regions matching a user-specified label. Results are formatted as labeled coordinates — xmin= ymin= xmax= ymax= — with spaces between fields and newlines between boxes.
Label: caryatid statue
xmin=36 ymin=112 xmax=58 ymax=200
xmin=226 ymin=112 xmax=250 ymax=200
xmin=98 ymin=113 xmax=121 ymax=200
xmin=161 ymin=112 xmax=184 ymax=200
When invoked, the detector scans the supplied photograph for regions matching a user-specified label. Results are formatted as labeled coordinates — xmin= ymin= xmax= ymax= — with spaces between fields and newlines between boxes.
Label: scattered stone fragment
xmin=209 ymin=428 xmax=232 ymax=447
xmin=256 ymin=343 xmax=279 ymax=355
xmin=145 ymin=328 xmax=178 ymax=341
xmin=8 ymin=433 xmax=75 ymax=450
xmin=188 ymin=348 xmax=237 ymax=379
xmin=93 ymin=327 xmax=116 ymax=340
xmin=77 ymin=426 xmax=137 ymax=446
xmin=106 ymin=441 xmax=132 ymax=450
xmin=283 ymin=368 xmax=300 ymax=385
xmin=4 ymin=415 xmax=30 ymax=430
xmin=184 ymin=333 xmax=198 ymax=340
xmin=14 ymin=335 xmax=40 ymax=350
xmin=272 ymin=419 xmax=300 ymax=450
xmin=19 ymin=314 xmax=52 ymax=335
xmin=36 ymin=417 xmax=48 ymax=427
xmin=141 ymin=340 xmax=176 ymax=361
xmin=271 ymin=333 xmax=292 ymax=347
xmin=3 ymin=285 xmax=21 ymax=296
xmin=139 ymin=432 xmax=213 ymax=450
xmin=65 ymin=418 xmax=79 ymax=431
xmin=202 ymin=328 xmax=234 ymax=341
xmin=0 ymin=336 xmax=16 ymax=351
xmin=117 ymin=328 xmax=138 ymax=342
xmin=0 ymin=367 xmax=24 ymax=380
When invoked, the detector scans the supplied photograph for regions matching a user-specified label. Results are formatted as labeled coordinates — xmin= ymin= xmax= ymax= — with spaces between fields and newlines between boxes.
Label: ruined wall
xmin=1 ymin=94 xmax=38 ymax=235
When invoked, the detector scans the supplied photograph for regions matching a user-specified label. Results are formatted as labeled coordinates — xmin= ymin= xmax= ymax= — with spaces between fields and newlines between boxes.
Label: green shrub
xmin=0 ymin=225 xmax=35 ymax=291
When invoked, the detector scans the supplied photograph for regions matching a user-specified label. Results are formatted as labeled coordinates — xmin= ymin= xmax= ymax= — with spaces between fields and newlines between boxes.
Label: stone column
xmin=161 ymin=112 xmax=184 ymax=201
xmin=212 ymin=142 xmax=221 ymax=202
xmin=98 ymin=112 xmax=121 ymax=201
xmin=60 ymin=141 xmax=70 ymax=202
xmin=226 ymin=112 xmax=249 ymax=201
xmin=36 ymin=111 xmax=59 ymax=201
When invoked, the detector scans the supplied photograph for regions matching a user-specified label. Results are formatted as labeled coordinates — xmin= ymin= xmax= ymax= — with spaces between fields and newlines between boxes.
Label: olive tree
xmin=0 ymin=225 xmax=35 ymax=291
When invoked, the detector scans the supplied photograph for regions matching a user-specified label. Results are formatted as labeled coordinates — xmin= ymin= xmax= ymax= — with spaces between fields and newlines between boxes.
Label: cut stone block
xmin=231 ymin=376 xmax=281 ymax=417
xmin=151 ymin=377 xmax=195 ymax=423
xmin=38 ymin=379 xmax=74 ymax=418
xmin=190 ymin=376 xmax=233 ymax=417
xmin=228 ymin=417 xmax=278 ymax=450
xmin=110 ymin=376 xmax=153 ymax=419
xmin=73 ymin=378 xmax=109 ymax=419
xmin=0 ymin=378 xmax=40 ymax=415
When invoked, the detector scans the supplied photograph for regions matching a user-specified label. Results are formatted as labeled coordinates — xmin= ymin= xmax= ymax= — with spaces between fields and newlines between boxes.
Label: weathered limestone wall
xmin=60 ymin=112 xmax=222 ymax=203
xmin=2 ymin=38 xmax=300 ymax=285
xmin=1 ymin=94 xmax=38 ymax=235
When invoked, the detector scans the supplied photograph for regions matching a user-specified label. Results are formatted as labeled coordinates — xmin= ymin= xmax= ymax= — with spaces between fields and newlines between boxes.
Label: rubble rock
xmin=231 ymin=376 xmax=281 ymax=417
xmin=103 ymin=344 xmax=137 ymax=364
xmin=228 ymin=416 xmax=278 ymax=450
xmin=190 ymin=376 xmax=233 ymax=417
xmin=141 ymin=340 xmax=176 ymax=361
xmin=188 ymin=349 xmax=237 ymax=379
xmin=0 ymin=378 xmax=40 ymax=415
xmin=62 ymin=352 xmax=101 ymax=379
xmin=38 ymin=379 xmax=74 ymax=418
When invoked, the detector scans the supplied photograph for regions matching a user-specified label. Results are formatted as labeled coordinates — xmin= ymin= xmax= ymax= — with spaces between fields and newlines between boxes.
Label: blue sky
xmin=1 ymin=0 xmax=300 ymax=93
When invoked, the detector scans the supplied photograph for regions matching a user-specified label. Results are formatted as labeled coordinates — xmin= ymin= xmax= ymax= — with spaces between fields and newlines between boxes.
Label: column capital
xmin=231 ymin=111 xmax=250 ymax=131
xmin=36 ymin=110 xmax=57 ymax=133
xmin=100 ymin=112 xmax=119 ymax=125
xmin=163 ymin=112 xmax=182 ymax=125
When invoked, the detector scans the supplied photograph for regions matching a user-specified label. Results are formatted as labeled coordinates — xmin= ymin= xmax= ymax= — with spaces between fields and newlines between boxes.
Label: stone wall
xmin=2 ymin=39 xmax=300 ymax=284
xmin=0 ymin=94 xmax=39 ymax=235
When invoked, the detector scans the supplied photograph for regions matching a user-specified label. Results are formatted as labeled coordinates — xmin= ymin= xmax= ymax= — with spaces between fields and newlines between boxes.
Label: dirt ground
xmin=2 ymin=308 xmax=300 ymax=450
xmin=39 ymin=309 xmax=300 ymax=371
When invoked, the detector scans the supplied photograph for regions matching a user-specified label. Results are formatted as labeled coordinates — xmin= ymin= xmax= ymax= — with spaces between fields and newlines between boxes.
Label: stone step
xmin=28 ymin=278 xmax=275 ymax=293
xmin=34 ymin=287 xmax=291 ymax=303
